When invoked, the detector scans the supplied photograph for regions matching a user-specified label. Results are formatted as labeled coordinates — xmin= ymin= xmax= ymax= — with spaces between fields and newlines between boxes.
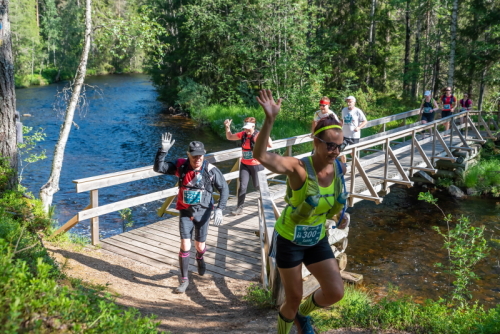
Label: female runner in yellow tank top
xmin=254 ymin=90 xmax=347 ymax=334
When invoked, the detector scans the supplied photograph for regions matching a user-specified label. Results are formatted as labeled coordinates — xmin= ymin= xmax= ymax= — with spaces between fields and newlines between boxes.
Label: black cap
xmin=188 ymin=141 xmax=206 ymax=156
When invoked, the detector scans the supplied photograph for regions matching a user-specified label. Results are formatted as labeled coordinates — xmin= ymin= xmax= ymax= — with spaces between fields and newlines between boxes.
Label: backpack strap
xmin=241 ymin=130 xmax=259 ymax=151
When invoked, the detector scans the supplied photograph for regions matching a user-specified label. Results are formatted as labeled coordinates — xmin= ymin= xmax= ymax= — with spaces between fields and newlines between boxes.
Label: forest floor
xmin=46 ymin=242 xmax=409 ymax=334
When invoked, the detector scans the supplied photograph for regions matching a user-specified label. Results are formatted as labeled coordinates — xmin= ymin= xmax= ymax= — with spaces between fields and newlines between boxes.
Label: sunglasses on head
xmin=313 ymin=136 xmax=346 ymax=152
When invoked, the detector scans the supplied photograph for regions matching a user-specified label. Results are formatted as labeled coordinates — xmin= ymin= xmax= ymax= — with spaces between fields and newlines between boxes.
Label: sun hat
xmin=242 ymin=122 xmax=255 ymax=129
xmin=424 ymin=90 xmax=431 ymax=96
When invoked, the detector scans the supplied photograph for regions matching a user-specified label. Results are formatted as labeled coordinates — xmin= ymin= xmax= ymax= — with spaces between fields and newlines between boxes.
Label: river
xmin=16 ymin=74 xmax=500 ymax=307
xmin=16 ymin=74 xmax=237 ymax=238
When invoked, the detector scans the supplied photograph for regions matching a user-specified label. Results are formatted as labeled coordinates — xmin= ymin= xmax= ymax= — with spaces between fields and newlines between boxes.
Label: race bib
xmin=423 ymin=107 xmax=433 ymax=113
xmin=183 ymin=189 xmax=203 ymax=205
xmin=292 ymin=224 xmax=322 ymax=246
xmin=444 ymin=104 xmax=451 ymax=110
xmin=242 ymin=151 xmax=253 ymax=160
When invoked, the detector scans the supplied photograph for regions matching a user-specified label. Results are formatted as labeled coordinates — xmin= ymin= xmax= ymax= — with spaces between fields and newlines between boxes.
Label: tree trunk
xmin=39 ymin=0 xmax=92 ymax=211
xmin=411 ymin=20 xmax=421 ymax=98
xmin=477 ymin=67 xmax=486 ymax=111
xmin=0 ymin=0 xmax=18 ymax=187
xmin=432 ymin=33 xmax=441 ymax=97
xmin=447 ymin=0 xmax=458 ymax=87
xmin=366 ymin=0 xmax=377 ymax=86
xmin=402 ymin=0 xmax=411 ymax=96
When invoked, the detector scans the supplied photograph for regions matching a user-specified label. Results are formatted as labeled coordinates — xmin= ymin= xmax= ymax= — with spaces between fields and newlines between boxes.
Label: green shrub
xmin=464 ymin=158 xmax=500 ymax=196
xmin=313 ymin=285 xmax=500 ymax=334
xmin=0 ymin=159 xmax=161 ymax=333
xmin=243 ymin=283 xmax=275 ymax=309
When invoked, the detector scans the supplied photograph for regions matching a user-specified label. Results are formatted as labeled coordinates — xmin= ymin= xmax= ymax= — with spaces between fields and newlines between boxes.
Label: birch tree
xmin=0 ymin=0 xmax=18 ymax=187
xmin=39 ymin=0 xmax=92 ymax=211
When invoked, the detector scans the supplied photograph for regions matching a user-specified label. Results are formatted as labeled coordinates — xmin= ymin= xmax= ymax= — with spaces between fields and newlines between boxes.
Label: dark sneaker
xmin=231 ymin=206 xmax=243 ymax=215
xmin=175 ymin=279 xmax=189 ymax=294
xmin=196 ymin=258 xmax=206 ymax=276
xmin=295 ymin=312 xmax=315 ymax=334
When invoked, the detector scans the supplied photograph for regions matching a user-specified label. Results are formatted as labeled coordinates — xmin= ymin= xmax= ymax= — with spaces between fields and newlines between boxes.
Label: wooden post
xmin=410 ymin=130 xmax=415 ymax=176
xmin=431 ymin=123 xmax=437 ymax=165
xmin=90 ymin=190 xmax=99 ymax=245
xmin=383 ymin=138 xmax=389 ymax=192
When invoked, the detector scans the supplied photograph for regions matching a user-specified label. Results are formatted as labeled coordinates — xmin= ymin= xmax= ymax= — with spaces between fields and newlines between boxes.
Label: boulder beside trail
xmin=448 ymin=185 xmax=466 ymax=199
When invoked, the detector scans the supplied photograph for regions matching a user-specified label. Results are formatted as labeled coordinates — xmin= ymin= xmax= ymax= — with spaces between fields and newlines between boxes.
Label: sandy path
xmin=46 ymin=243 xmax=409 ymax=334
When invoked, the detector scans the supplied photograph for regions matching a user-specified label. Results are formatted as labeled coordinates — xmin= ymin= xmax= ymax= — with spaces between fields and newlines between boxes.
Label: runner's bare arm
xmin=253 ymin=90 xmax=303 ymax=177
xmin=224 ymin=119 xmax=240 ymax=140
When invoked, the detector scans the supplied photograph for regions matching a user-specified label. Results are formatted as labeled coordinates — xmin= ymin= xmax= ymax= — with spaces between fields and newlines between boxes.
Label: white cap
xmin=424 ymin=90 xmax=431 ymax=96
xmin=242 ymin=122 xmax=255 ymax=129
xmin=345 ymin=96 xmax=356 ymax=102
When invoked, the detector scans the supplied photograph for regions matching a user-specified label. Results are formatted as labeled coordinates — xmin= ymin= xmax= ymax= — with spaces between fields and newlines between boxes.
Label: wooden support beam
xmin=50 ymin=204 xmax=92 ymax=238
xmin=387 ymin=146 xmax=412 ymax=184
xmin=449 ymin=146 xmax=474 ymax=151
xmin=368 ymin=176 xmax=413 ymax=187
xmin=354 ymin=158 xmax=381 ymax=202
xmin=401 ymin=166 xmax=437 ymax=174
xmin=435 ymin=131 xmax=456 ymax=161
xmin=350 ymin=193 xmax=383 ymax=203
xmin=466 ymin=115 xmax=485 ymax=142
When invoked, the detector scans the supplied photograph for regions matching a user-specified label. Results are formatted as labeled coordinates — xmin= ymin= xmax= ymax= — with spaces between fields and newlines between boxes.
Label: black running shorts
xmin=343 ymin=137 xmax=360 ymax=146
xmin=442 ymin=110 xmax=453 ymax=118
xmin=275 ymin=234 xmax=334 ymax=269
xmin=179 ymin=208 xmax=212 ymax=242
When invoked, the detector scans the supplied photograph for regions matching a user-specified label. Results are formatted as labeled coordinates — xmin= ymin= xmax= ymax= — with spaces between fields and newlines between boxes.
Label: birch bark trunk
xmin=39 ymin=0 xmax=92 ymax=211
xmin=0 ymin=0 xmax=18 ymax=187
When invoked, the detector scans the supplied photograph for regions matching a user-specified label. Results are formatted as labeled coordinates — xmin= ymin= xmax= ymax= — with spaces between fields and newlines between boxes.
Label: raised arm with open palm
xmin=253 ymin=90 xmax=304 ymax=179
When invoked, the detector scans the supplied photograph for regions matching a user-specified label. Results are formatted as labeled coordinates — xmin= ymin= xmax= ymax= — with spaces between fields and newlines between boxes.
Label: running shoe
xmin=231 ymin=206 xmax=243 ymax=215
xmin=196 ymin=258 xmax=206 ymax=276
xmin=295 ymin=312 xmax=315 ymax=334
xmin=175 ymin=279 xmax=189 ymax=294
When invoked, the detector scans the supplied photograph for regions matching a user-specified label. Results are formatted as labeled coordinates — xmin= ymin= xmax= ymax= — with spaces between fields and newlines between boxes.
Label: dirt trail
xmin=46 ymin=243 xmax=408 ymax=334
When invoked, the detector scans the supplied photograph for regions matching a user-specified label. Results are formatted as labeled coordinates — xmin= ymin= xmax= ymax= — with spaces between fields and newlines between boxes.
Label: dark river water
xmin=16 ymin=74 xmax=499 ymax=307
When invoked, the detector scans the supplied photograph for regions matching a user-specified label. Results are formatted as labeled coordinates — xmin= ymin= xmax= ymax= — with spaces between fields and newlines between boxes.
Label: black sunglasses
xmin=319 ymin=104 xmax=326 ymax=107
xmin=313 ymin=136 xmax=346 ymax=152
xmin=445 ymin=89 xmax=451 ymax=91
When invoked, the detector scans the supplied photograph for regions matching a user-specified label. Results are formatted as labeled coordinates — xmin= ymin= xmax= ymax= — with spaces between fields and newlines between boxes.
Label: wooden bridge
xmin=53 ymin=109 xmax=499 ymax=303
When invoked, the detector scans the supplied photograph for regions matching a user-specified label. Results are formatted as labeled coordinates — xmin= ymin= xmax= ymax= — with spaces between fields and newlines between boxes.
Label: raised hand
xmin=256 ymin=89 xmax=282 ymax=120
xmin=161 ymin=132 xmax=175 ymax=152
xmin=224 ymin=119 xmax=232 ymax=128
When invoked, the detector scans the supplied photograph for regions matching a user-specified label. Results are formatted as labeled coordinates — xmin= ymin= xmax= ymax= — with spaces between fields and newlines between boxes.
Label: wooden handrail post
xmin=90 ymin=189 xmax=99 ymax=245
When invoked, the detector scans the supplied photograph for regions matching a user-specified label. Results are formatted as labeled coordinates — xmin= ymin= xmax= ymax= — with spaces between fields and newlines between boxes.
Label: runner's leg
xmin=277 ymin=265 xmax=303 ymax=334
xmin=194 ymin=208 xmax=211 ymax=276
xmin=304 ymin=258 xmax=344 ymax=311
xmin=176 ymin=213 xmax=194 ymax=293
xmin=235 ymin=163 xmax=250 ymax=212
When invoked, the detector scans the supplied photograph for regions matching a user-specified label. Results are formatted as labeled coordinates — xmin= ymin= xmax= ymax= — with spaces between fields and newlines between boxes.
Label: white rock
xmin=448 ymin=185 xmax=466 ymax=199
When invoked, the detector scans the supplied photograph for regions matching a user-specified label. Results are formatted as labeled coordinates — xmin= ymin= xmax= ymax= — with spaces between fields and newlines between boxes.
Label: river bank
xmin=15 ymin=68 xmax=146 ymax=89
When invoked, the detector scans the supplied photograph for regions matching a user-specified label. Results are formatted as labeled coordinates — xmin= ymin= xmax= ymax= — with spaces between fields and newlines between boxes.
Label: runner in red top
xmin=439 ymin=86 xmax=457 ymax=132
xmin=154 ymin=134 xmax=229 ymax=294
xmin=224 ymin=117 xmax=273 ymax=215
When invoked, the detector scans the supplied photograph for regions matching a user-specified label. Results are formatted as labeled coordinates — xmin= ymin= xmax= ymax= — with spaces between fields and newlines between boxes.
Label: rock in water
xmin=448 ymin=185 xmax=466 ymax=199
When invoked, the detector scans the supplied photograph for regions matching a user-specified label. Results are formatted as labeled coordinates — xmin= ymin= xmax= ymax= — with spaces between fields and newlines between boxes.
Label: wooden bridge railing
xmin=52 ymin=108 xmax=499 ymax=245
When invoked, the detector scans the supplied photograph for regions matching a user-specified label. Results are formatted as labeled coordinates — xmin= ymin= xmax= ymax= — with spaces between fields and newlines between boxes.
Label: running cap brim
xmin=242 ymin=122 xmax=255 ymax=129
